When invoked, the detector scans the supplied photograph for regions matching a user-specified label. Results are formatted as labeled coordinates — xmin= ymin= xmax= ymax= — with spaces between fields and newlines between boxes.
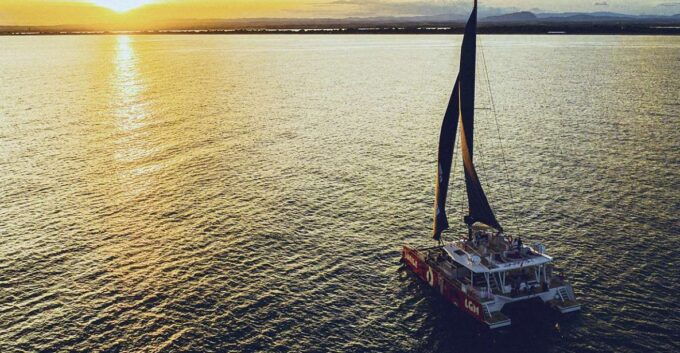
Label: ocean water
xmin=0 ymin=34 xmax=678 ymax=352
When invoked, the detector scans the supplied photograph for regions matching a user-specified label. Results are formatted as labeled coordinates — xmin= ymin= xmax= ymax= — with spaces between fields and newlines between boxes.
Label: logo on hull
xmin=426 ymin=267 xmax=435 ymax=287
xmin=404 ymin=252 xmax=418 ymax=269
xmin=465 ymin=298 xmax=480 ymax=316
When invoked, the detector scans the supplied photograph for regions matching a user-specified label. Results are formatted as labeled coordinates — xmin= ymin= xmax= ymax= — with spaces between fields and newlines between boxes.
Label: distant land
xmin=2 ymin=11 xmax=680 ymax=35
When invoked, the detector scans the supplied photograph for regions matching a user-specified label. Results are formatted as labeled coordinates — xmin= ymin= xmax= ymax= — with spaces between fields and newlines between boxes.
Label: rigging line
xmin=472 ymin=37 xmax=496 ymax=222
xmin=460 ymin=174 xmax=465 ymax=232
xmin=473 ymin=49 xmax=492 ymax=198
xmin=479 ymin=36 xmax=521 ymax=235
xmin=450 ymin=126 xmax=460 ymax=206
xmin=456 ymin=123 xmax=466 ymax=228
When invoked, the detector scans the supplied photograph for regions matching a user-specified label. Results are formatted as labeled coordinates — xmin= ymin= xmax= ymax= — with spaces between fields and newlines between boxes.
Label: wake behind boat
xmin=401 ymin=0 xmax=581 ymax=330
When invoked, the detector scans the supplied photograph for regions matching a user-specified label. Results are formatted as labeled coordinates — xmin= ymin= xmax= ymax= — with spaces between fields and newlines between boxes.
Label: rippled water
xmin=0 ymin=35 xmax=678 ymax=352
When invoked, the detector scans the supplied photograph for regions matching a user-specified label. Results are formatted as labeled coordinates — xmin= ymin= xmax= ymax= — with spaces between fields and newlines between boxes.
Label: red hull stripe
xmin=402 ymin=246 xmax=484 ymax=323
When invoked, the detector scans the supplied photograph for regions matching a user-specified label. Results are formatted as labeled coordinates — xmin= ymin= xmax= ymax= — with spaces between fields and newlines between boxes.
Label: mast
xmin=433 ymin=0 xmax=502 ymax=241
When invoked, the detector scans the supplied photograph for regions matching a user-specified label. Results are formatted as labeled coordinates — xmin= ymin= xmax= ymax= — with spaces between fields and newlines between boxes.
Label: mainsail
xmin=433 ymin=0 xmax=502 ymax=240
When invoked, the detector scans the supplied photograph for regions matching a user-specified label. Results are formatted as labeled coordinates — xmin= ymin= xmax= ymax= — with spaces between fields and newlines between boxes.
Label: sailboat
xmin=401 ymin=0 xmax=581 ymax=329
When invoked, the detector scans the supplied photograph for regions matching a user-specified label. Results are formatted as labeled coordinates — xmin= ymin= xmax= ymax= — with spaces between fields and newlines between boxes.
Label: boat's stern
xmin=546 ymin=282 xmax=582 ymax=313
xmin=482 ymin=306 xmax=512 ymax=329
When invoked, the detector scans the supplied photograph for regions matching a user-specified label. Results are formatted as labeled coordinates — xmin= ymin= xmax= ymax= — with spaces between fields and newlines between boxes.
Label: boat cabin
xmin=432 ymin=224 xmax=558 ymax=300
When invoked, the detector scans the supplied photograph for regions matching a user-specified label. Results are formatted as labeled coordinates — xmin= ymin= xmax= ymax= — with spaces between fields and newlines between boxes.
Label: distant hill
xmin=156 ymin=13 xmax=470 ymax=30
xmin=153 ymin=12 xmax=680 ymax=29
xmin=536 ymin=11 xmax=636 ymax=19
xmin=484 ymin=11 xmax=537 ymax=23
xmin=482 ymin=11 xmax=680 ymax=25
xmin=534 ymin=12 xmax=679 ymax=23
xmin=2 ymin=10 xmax=680 ymax=35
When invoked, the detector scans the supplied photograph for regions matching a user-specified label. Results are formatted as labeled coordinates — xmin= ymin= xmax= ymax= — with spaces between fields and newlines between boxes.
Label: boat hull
xmin=402 ymin=244 xmax=582 ymax=329
xmin=401 ymin=245 xmax=490 ymax=326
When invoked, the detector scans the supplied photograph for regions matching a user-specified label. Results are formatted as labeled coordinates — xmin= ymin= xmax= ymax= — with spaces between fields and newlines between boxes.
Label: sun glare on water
xmin=89 ymin=0 xmax=157 ymax=13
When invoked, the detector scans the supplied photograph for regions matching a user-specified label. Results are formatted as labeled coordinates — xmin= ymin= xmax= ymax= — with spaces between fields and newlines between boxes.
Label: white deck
xmin=443 ymin=242 xmax=553 ymax=273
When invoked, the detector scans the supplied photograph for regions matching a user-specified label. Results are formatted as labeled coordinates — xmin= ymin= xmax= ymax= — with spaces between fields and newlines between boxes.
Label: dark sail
xmin=433 ymin=79 xmax=461 ymax=240
xmin=458 ymin=0 xmax=503 ymax=231
xmin=461 ymin=116 xmax=503 ymax=231
xmin=433 ymin=0 xmax=502 ymax=239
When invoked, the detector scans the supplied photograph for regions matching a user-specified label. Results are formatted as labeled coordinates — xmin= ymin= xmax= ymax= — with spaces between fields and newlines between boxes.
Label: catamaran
xmin=401 ymin=0 xmax=581 ymax=329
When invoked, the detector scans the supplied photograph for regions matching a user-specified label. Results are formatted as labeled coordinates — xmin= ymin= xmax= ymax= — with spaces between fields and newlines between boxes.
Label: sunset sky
xmin=0 ymin=0 xmax=676 ymax=26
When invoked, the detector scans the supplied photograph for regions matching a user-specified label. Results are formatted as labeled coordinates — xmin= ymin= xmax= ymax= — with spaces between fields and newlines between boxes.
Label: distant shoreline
xmin=4 ymin=10 xmax=680 ymax=36
xmin=2 ymin=26 xmax=680 ymax=36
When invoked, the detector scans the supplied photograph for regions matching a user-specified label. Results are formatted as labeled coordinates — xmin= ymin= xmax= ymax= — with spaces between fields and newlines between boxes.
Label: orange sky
xmin=0 ymin=0 xmax=672 ymax=27
xmin=0 ymin=0 xmax=321 ymax=27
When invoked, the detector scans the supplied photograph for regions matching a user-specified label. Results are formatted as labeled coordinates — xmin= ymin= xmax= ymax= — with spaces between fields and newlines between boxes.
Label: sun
xmin=88 ymin=0 xmax=157 ymax=13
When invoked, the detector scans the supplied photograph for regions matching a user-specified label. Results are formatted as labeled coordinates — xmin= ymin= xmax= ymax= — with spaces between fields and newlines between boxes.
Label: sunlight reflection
xmin=114 ymin=35 xmax=146 ymax=132
xmin=113 ymin=35 xmax=161 ymax=185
